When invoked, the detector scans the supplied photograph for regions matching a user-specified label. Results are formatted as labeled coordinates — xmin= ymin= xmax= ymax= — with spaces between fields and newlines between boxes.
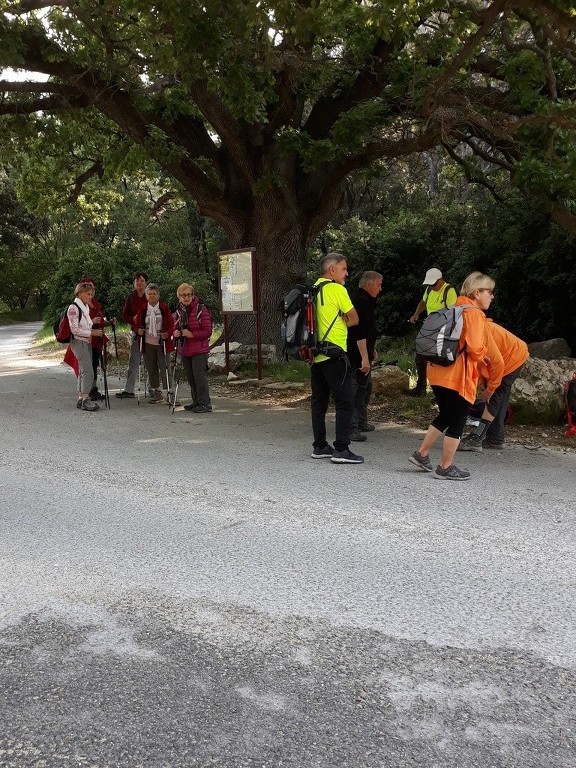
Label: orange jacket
xmin=480 ymin=320 xmax=529 ymax=392
xmin=426 ymin=296 xmax=489 ymax=404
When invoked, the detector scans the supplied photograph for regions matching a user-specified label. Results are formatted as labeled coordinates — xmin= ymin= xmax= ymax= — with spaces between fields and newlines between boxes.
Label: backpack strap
xmin=315 ymin=280 xmax=340 ymax=343
xmin=425 ymin=283 xmax=452 ymax=308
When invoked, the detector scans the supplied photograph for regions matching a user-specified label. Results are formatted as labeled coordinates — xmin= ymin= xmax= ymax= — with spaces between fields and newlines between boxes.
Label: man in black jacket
xmin=347 ymin=271 xmax=383 ymax=442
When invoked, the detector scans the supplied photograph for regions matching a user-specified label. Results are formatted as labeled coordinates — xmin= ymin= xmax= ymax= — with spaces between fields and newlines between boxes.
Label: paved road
xmin=1 ymin=323 xmax=575 ymax=767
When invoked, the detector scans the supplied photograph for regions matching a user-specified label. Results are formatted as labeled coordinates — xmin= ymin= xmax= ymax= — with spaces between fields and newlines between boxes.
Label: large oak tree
xmin=0 ymin=0 xmax=575 ymax=341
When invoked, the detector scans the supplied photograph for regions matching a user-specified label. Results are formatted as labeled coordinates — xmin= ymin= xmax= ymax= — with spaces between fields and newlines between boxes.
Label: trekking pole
xmin=112 ymin=322 xmax=118 ymax=359
xmin=162 ymin=338 xmax=171 ymax=406
xmin=101 ymin=345 xmax=111 ymax=409
xmin=137 ymin=334 xmax=143 ymax=406
xmin=171 ymin=339 xmax=184 ymax=414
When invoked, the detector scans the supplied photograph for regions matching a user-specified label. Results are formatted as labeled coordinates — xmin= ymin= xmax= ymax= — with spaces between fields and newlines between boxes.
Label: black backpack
xmin=53 ymin=302 xmax=83 ymax=344
xmin=281 ymin=281 xmax=342 ymax=364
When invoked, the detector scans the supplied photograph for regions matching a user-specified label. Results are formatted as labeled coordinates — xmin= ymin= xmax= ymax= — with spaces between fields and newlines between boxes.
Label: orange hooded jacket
xmin=480 ymin=320 xmax=529 ymax=394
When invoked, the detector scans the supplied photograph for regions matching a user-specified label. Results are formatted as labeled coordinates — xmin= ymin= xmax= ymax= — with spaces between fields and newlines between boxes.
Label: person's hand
xmin=161 ymin=332 xmax=169 ymax=340
xmin=174 ymin=329 xmax=181 ymax=338
xmin=91 ymin=329 xmax=103 ymax=337
xmin=137 ymin=328 xmax=144 ymax=336
xmin=92 ymin=316 xmax=102 ymax=325
xmin=360 ymin=356 xmax=371 ymax=374
xmin=409 ymin=314 xmax=418 ymax=325
xmin=183 ymin=329 xmax=193 ymax=338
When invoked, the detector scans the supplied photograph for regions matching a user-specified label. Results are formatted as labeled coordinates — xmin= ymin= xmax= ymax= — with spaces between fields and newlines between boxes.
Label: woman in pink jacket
xmin=173 ymin=283 xmax=213 ymax=413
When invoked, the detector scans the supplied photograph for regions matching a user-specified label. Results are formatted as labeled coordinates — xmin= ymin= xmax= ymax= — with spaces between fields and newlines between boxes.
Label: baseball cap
xmin=423 ymin=268 xmax=442 ymax=285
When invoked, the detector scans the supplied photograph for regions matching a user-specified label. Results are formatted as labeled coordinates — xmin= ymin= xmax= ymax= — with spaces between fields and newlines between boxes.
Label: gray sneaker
xmin=408 ymin=450 xmax=433 ymax=472
xmin=458 ymin=434 xmax=483 ymax=452
xmin=433 ymin=464 xmax=470 ymax=481
xmin=80 ymin=398 xmax=100 ymax=412
xmin=331 ymin=449 xmax=364 ymax=464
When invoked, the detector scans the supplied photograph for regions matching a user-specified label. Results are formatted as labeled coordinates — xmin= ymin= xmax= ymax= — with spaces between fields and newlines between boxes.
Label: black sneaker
xmin=311 ymin=444 xmax=334 ymax=459
xmin=433 ymin=464 xmax=470 ymax=481
xmin=115 ymin=391 xmax=135 ymax=399
xmin=408 ymin=450 xmax=433 ymax=472
xmin=89 ymin=389 xmax=106 ymax=401
xmin=192 ymin=404 xmax=212 ymax=413
xmin=331 ymin=449 xmax=364 ymax=464
xmin=184 ymin=403 xmax=198 ymax=411
xmin=458 ymin=434 xmax=483 ymax=452
xmin=350 ymin=431 xmax=368 ymax=442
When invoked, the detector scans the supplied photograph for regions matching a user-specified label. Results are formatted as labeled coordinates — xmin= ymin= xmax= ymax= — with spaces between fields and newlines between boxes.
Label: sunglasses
xmin=180 ymin=292 xmax=193 ymax=298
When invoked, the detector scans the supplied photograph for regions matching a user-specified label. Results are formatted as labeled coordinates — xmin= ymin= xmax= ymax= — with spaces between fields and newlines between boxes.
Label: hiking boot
xmin=484 ymin=440 xmax=504 ymax=450
xmin=184 ymin=403 xmax=198 ymax=412
xmin=433 ymin=464 xmax=470 ymax=481
xmin=408 ymin=450 xmax=433 ymax=472
xmin=149 ymin=390 xmax=164 ymax=404
xmin=80 ymin=398 xmax=100 ymax=412
xmin=89 ymin=388 xmax=106 ymax=401
xmin=115 ymin=391 xmax=135 ymax=399
xmin=350 ymin=431 xmax=367 ymax=442
xmin=192 ymin=404 xmax=212 ymax=413
xmin=311 ymin=444 xmax=334 ymax=459
xmin=359 ymin=423 xmax=376 ymax=432
xmin=458 ymin=434 xmax=483 ymax=452
xmin=331 ymin=449 xmax=364 ymax=464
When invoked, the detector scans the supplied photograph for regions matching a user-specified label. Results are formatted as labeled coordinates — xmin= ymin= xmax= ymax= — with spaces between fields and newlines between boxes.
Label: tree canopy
xmin=0 ymin=0 xmax=575 ymax=340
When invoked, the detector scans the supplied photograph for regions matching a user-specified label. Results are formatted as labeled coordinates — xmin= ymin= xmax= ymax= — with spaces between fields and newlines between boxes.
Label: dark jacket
xmin=172 ymin=297 xmax=212 ymax=356
xmin=347 ymin=287 xmax=378 ymax=369
xmin=121 ymin=290 xmax=148 ymax=331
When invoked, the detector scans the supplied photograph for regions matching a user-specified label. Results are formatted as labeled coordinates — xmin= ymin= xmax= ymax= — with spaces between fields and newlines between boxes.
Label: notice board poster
xmin=219 ymin=249 xmax=255 ymax=313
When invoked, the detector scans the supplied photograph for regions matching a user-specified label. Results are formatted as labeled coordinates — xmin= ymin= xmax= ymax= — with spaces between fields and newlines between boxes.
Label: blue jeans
xmin=486 ymin=364 xmax=525 ymax=444
xmin=311 ymin=357 xmax=353 ymax=452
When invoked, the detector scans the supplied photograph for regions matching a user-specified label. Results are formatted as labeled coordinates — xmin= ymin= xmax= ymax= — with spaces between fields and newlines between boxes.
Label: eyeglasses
xmin=180 ymin=292 xmax=193 ymax=298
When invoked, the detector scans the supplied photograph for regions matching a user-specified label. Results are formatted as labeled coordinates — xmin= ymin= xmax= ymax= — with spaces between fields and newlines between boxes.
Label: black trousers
xmin=310 ymin=357 xmax=353 ymax=452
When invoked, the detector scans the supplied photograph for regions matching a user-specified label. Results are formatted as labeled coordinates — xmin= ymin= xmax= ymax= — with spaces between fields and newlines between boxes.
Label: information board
xmin=219 ymin=249 xmax=254 ymax=313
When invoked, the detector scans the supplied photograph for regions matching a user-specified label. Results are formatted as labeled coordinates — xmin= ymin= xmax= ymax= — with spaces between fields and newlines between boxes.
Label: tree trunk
xmin=222 ymin=205 xmax=310 ymax=347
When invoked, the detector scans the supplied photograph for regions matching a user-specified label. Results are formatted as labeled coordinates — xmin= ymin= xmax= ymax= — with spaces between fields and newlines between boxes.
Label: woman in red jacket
xmin=173 ymin=283 xmax=213 ymax=413
xmin=409 ymin=272 xmax=499 ymax=481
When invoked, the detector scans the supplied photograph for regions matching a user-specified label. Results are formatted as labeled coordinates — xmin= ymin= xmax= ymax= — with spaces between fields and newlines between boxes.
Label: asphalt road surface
xmin=1 ymin=323 xmax=575 ymax=768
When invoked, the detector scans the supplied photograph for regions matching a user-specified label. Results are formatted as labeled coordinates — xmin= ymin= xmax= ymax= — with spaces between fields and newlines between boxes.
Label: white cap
xmin=423 ymin=268 xmax=442 ymax=285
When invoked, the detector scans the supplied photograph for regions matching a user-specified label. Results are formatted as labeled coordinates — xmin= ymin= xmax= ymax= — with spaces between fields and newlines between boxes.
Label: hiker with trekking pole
xmin=172 ymin=283 xmax=213 ymax=413
xmin=116 ymin=272 xmax=151 ymax=400
xmin=77 ymin=275 xmax=117 ymax=403
xmin=135 ymin=283 xmax=174 ymax=405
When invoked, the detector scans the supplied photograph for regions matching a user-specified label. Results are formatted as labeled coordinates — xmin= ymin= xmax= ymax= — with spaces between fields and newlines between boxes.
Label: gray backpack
xmin=415 ymin=304 xmax=476 ymax=366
